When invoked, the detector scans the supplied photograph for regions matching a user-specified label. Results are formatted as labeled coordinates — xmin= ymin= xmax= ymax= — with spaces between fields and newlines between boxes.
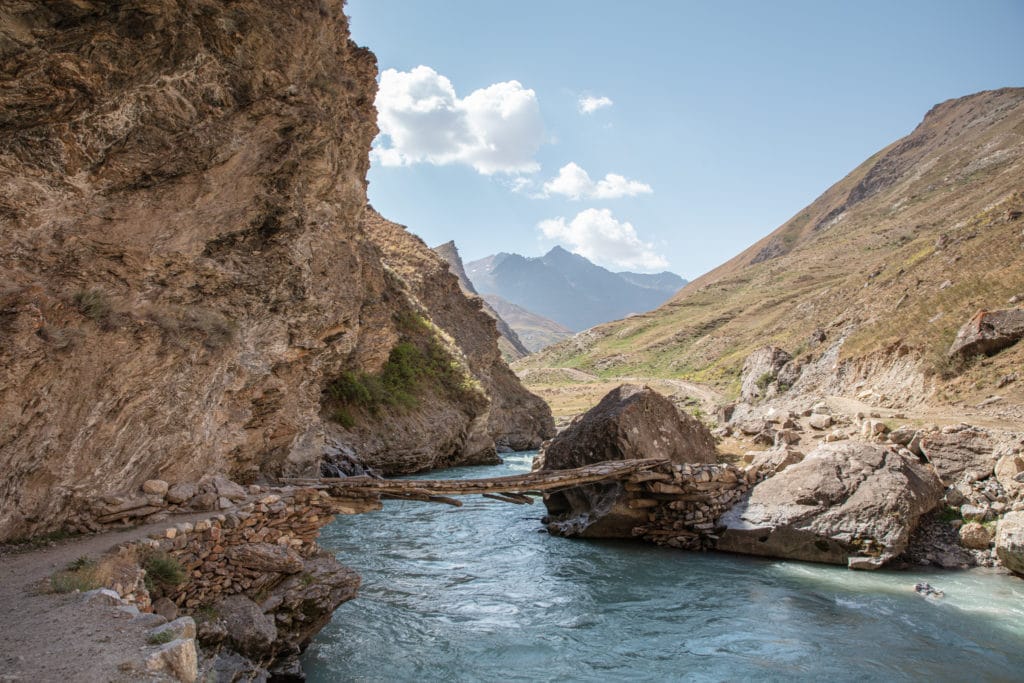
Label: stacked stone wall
xmin=627 ymin=463 xmax=760 ymax=550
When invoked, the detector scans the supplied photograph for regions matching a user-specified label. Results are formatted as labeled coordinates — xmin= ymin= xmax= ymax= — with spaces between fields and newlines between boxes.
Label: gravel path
xmin=0 ymin=514 xmax=210 ymax=682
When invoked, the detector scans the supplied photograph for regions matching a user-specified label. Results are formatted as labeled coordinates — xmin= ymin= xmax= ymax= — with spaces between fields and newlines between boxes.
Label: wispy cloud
xmin=373 ymin=66 xmax=544 ymax=175
xmin=538 ymin=208 xmax=667 ymax=271
xmin=541 ymin=162 xmax=652 ymax=200
xmin=578 ymin=95 xmax=613 ymax=114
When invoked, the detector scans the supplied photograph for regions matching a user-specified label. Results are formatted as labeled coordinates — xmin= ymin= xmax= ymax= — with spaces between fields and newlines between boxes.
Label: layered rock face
xmin=539 ymin=385 xmax=716 ymax=537
xmin=433 ymin=240 xmax=530 ymax=361
xmin=336 ymin=209 xmax=554 ymax=473
xmin=718 ymin=442 xmax=944 ymax=568
xmin=0 ymin=0 xmax=549 ymax=540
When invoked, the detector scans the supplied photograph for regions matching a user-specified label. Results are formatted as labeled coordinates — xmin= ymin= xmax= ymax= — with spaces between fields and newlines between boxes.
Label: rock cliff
xmin=0 ymin=0 xmax=550 ymax=541
xmin=433 ymin=239 xmax=531 ymax=361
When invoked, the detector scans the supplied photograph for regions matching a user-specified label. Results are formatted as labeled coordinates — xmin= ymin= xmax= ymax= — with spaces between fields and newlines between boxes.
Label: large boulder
xmin=540 ymin=384 xmax=716 ymax=470
xmin=994 ymin=453 xmax=1024 ymax=497
xmin=540 ymin=384 xmax=716 ymax=538
xmin=263 ymin=552 xmax=361 ymax=653
xmin=920 ymin=427 xmax=997 ymax=484
xmin=216 ymin=595 xmax=278 ymax=661
xmin=948 ymin=308 xmax=1024 ymax=358
xmin=717 ymin=442 xmax=943 ymax=569
xmin=995 ymin=511 xmax=1024 ymax=575
xmin=145 ymin=638 xmax=198 ymax=683
xmin=739 ymin=346 xmax=792 ymax=402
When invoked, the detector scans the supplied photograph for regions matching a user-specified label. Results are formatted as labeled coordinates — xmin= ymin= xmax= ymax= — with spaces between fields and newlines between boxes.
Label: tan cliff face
xmin=0 ymin=1 xmax=551 ymax=540
xmin=433 ymin=240 xmax=531 ymax=361
xmin=350 ymin=209 xmax=554 ymax=473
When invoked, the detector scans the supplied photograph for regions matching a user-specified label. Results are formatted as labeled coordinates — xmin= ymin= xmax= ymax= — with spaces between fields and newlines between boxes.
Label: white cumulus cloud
xmin=578 ymin=95 xmax=613 ymax=114
xmin=373 ymin=65 xmax=544 ymax=175
xmin=541 ymin=162 xmax=652 ymax=200
xmin=538 ymin=208 xmax=668 ymax=271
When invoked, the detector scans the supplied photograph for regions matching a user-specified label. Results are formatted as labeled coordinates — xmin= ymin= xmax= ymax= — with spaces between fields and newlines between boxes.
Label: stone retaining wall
xmin=626 ymin=463 xmax=758 ymax=550
xmin=93 ymin=479 xmax=379 ymax=675
xmin=135 ymin=487 xmax=374 ymax=610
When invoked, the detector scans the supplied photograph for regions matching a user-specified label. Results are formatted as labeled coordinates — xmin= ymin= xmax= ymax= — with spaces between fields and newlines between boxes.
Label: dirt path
xmin=615 ymin=376 xmax=725 ymax=407
xmin=0 ymin=513 xmax=211 ymax=682
xmin=822 ymin=394 xmax=1024 ymax=431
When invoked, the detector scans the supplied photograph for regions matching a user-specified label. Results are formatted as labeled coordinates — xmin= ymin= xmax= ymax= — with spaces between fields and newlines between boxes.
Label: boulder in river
xmin=717 ymin=442 xmax=943 ymax=569
xmin=539 ymin=384 xmax=716 ymax=538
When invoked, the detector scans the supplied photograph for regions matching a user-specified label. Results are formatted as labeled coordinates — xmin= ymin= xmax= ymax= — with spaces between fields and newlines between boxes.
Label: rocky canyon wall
xmin=0 ymin=0 xmax=551 ymax=541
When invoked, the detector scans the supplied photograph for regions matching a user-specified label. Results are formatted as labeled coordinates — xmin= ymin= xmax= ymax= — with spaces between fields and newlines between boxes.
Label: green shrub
xmin=67 ymin=555 xmax=94 ymax=572
xmin=755 ymin=372 xmax=776 ymax=393
xmin=143 ymin=551 xmax=185 ymax=593
xmin=50 ymin=557 xmax=101 ymax=594
xmin=332 ymin=407 xmax=356 ymax=429
xmin=146 ymin=630 xmax=176 ymax=645
xmin=937 ymin=506 xmax=962 ymax=523
xmin=73 ymin=289 xmax=119 ymax=329
xmin=325 ymin=326 xmax=480 ymax=427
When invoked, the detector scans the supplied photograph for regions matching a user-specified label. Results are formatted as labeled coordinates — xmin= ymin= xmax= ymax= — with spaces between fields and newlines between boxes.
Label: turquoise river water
xmin=302 ymin=453 xmax=1024 ymax=682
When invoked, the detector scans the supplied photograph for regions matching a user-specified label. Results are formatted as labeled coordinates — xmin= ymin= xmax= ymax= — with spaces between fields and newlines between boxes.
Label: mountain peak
xmin=465 ymin=248 xmax=686 ymax=332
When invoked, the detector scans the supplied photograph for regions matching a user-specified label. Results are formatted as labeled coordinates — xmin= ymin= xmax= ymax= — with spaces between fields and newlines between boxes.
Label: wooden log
xmin=380 ymin=492 xmax=463 ymax=507
xmin=481 ymin=493 xmax=528 ymax=505
xmin=647 ymin=482 xmax=687 ymax=495
xmin=628 ymin=471 xmax=673 ymax=483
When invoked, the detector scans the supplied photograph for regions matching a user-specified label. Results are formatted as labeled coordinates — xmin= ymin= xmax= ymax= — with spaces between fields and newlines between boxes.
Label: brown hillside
xmin=518 ymin=88 xmax=1024 ymax=413
xmin=0 ymin=0 xmax=551 ymax=541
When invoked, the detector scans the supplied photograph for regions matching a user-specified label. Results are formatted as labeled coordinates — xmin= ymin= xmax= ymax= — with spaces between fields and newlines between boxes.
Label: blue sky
xmin=348 ymin=0 xmax=1024 ymax=279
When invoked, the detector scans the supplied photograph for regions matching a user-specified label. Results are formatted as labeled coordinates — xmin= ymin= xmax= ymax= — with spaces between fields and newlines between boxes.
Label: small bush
xmin=324 ymin=325 xmax=481 ymax=426
xmin=332 ymin=407 xmax=356 ymax=429
xmin=179 ymin=308 xmax=235 ymax=349
xmin=937 ymin=506 xmax=962 ymax=523
xmin=50 ymin=558 xmax=101 ymax=594
xmin=36 ymin=325 xmax=79 ymax=350
xmin=73 ymin=289 xmax=111 ymax=319
xmin=148 ymin=306 xmax=235 ymax=351
xmin=67 ymin=555 xmax=94 ymax=572
xmin=73 ymin=289 xmax=121 ymax=329
xmin=755 ymin=372 xmax=776 ymax=393
xmin=143 ymin=551 xmax=185 ymax=594
xmin=146 ymin=630 xmax=176 ymax=646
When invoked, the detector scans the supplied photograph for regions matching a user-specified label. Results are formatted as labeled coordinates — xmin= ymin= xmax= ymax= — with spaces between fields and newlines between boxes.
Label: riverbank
xmin=2 ymin=445 xmax=1021 ymax=682
xmin=303 ymin=454 xmax=1024 ymax=682
xmin=0 ymin=515 xmax=211 ymax=682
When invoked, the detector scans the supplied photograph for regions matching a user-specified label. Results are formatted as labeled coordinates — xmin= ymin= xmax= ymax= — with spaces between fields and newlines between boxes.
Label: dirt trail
xmin=0 ymin=513 xmax=211 ymax=682
xmin=616 ymin=377 xmax=725 ymax=407
xmin=822 ymin=395 xmax=1024 ymax=430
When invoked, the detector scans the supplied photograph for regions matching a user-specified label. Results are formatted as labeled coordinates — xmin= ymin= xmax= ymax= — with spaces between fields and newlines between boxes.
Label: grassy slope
xmin=516 ymin=89 xmax=1024 ymax=407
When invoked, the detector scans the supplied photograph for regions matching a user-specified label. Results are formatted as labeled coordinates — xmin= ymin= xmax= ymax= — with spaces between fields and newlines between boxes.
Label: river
xmin=302 ymin=453 xmax=1024 ymax=682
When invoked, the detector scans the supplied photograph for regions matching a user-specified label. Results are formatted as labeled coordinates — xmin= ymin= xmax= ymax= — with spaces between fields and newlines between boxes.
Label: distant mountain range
xmin=482 ymin=294 xmax=573 ymax=353
xmin=466 ymin=246 xmax=687 ymax=332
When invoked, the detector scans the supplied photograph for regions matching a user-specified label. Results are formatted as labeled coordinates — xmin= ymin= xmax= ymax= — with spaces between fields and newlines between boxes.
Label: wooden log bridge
xmin=283 ymin=458 xmax=669 ymax=508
